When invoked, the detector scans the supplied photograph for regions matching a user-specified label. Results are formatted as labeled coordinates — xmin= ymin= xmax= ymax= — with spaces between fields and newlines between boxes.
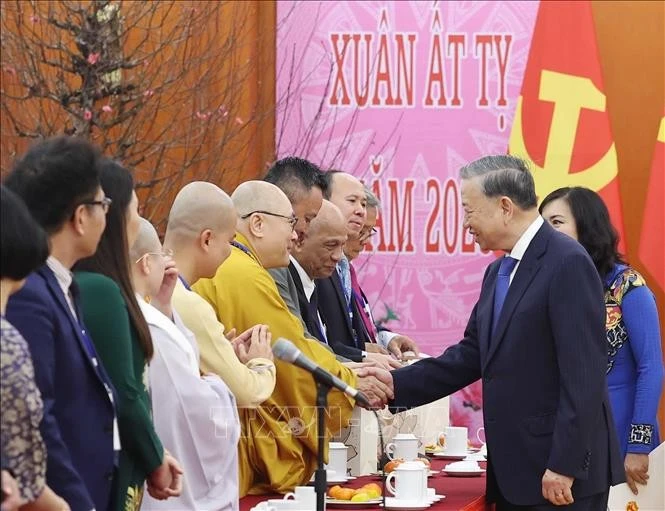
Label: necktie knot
xmin=498 ymin=256 xmax=518 ymax=277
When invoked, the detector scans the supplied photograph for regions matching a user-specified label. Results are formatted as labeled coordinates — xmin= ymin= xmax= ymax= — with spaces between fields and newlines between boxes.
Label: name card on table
xmin=333 ymin=396 xmax=450 ymax=476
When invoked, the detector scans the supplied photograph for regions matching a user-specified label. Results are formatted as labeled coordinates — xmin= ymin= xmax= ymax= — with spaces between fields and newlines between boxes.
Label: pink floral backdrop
xmin=276 ymin=1 xmax=539 ymax=439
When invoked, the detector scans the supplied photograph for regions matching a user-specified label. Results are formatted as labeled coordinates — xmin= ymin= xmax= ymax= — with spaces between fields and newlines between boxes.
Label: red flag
xmin=509 ymin=0 xmax=625 ymax=251
xmin=638 ymin=115 xmax=665 ymax=293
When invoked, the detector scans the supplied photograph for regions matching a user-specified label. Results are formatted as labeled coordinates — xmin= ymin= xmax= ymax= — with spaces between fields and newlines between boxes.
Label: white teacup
xmin=326 ymin=442 xmax=348 ymax=478
xmin=385 ymin=461 xmax=427 ymax=501
xmin=283 ymin=486 xmax=315 ymax=509
xmin=438 ymin=426 xmax=468 ymax=455
xmin=385 ymin=433 xmax=419 ymax=461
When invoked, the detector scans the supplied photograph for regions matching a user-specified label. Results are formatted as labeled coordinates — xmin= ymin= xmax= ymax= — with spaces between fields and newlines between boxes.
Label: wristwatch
xmin=361 ymin=350 xmax=368 ymax=359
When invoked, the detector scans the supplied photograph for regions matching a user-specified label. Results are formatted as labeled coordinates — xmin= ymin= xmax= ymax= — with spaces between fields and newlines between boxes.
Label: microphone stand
xmin=315 ymin=379 xmax=332 ymax=511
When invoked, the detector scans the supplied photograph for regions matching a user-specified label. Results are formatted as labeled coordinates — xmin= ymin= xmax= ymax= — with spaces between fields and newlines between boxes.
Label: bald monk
xmin=131 ymin=218 xmax=240 ymax=511
xmin=193 ymin=181 xmax=393 ymax=496
xmin=163 ymin=182 xmax=276 ymax=407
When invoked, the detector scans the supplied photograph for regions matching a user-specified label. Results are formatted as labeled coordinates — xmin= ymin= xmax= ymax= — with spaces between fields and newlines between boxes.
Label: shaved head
xmin=130 ymin=217 xmax=161 ymax=262
xmin=295 ymin=200 xmax=347 ymax=278
xmin=166 ymin=181 xmax=235 ymax=242
xmin=307 ymin=200 xmax=345 ymax=237
xmin=232 ymin=180 xmax=297 ymax=268
xmin=232 ymin=180 xmax=293 ymax=217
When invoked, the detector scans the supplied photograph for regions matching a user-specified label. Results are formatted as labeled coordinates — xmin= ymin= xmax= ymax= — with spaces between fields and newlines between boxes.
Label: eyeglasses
xmin=135 ymin=248 xmax=174 ymax=264
xmin=240 ymin=210 xmax=297 ymax=231
xmin=82 ymin=197 xmax=113 ymax=213
xmin=359 ymin=227 xmax=378 ymax=241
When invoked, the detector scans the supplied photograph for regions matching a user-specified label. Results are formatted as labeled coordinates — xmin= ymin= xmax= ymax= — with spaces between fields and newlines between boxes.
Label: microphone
xmin=273 ymin=338 xmax=371 ymax=407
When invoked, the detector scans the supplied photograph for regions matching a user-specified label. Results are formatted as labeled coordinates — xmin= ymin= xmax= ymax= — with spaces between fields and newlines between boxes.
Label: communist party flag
xmin=509 ymin=0 xmax=625 ymax=252
xmin=638 ymin=114 xmax=665 ymax=293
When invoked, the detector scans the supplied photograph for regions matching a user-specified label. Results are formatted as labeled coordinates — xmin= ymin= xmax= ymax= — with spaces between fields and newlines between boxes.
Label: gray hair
xmin=364 ymin=185 xmax=381 ymax=209
xmin=459 ymin=155 xmax=537 ymax=209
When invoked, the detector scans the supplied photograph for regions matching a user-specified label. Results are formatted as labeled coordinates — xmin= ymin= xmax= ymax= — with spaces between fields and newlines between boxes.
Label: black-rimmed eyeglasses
xmin=359 ymin=227 xmax=378 ymax=241
xmin=240 ymin=210 xmax=297 ymax=230
xmin=81 ymin=197 xmax=113 ymax=213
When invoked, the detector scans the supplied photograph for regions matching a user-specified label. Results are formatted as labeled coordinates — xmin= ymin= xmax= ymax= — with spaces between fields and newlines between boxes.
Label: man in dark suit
xmin=385 ymin=155 xmax=624 ymax=509
xmin=5 ymin=137 xmax=119 ymax=511
xmin=317 ymin=171 xmax=400 ymax=369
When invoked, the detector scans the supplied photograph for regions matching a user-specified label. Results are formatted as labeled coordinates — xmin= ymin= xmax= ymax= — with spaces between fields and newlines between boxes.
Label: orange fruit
xmin=328 ymin=485 xmax=343 ymax=499
xmin=336 ymin=488 xmax=356 ymax=501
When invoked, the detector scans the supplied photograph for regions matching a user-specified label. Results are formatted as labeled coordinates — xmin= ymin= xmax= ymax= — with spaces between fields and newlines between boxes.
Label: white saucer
xmin=464 ymin=452 xmax=486 ymax=461
xmin=384 ymin=497 xmax=431 ymax=510
xmin=369 ymin=470 xmax=437 ymax=478
xmin=442 ymin=468 xmax=486 ymax=477
xmin=433 ymin=451 xmax=468 ymax=460
xmin=308 ymin=475 xmax=356 ymax=485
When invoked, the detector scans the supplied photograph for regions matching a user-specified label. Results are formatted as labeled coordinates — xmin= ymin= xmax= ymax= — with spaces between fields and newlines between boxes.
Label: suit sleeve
xmin=390 ymin=301 xmax=482 ymax=412
xmin=6 ymin=283 xmax=96 ymax=511
xmin=77 ymin=275 xmax=164 ymax=476
xmin=546 ymin=252 xmax=607 ymax=478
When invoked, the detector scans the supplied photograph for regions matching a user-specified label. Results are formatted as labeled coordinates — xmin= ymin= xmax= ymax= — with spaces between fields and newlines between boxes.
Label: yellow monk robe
xmin=193 ymin=233 xmax=357 ymax=496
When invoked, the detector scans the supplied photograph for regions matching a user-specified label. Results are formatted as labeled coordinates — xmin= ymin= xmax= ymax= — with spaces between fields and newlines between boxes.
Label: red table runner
xmin=240 ymin=459 xmax=490 ymax=510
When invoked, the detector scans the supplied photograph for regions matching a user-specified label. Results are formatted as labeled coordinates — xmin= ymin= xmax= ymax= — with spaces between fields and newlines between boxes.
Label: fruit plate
xmin=326 ymin=497 xmax=383 ymax=507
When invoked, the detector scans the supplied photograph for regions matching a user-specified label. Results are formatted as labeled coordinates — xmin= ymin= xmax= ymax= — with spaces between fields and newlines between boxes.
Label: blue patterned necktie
xmin=491 ymin=256 xmax=519 ymax=338
xmin=337 ymin=257 xmax=352 ymax=306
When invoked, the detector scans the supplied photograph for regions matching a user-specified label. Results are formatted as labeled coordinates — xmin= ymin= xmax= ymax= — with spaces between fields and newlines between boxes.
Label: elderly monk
xmin=163 ymin=182 xmax=276 ymax=407
xmin=193 ymin=181 xmax=393 ymax=496
xmin=131 ymin=218 xmax=240 ymax=511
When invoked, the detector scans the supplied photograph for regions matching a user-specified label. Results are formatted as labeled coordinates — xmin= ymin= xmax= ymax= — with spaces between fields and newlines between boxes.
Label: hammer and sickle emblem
xmin=509 ymin=70 xmax=618 ymax=201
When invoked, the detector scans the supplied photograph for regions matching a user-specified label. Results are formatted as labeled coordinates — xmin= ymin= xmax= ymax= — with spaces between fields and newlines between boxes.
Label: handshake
xmin=350 ymin=365 xmax=395 ymax=409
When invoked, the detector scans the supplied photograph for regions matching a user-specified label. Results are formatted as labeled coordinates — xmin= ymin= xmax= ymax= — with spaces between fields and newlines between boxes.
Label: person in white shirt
xmin=130 ymin=218 xmax=241 ymax=511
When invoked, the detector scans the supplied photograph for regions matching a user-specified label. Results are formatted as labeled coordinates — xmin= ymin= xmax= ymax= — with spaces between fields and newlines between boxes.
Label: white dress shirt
xmin=508 ymin=215 xmax=544 ymax=284
xmin=46 ymin=255 xmax=77 ymax=318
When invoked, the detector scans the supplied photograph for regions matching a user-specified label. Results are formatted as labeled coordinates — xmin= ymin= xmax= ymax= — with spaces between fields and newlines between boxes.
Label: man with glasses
xmin=193 ymin=181 xmax=394 ymax=496
xmin=4 ymin=137 xmax=119 ymax=511
xmin=344 ymin=187 xmax=420 ymax=359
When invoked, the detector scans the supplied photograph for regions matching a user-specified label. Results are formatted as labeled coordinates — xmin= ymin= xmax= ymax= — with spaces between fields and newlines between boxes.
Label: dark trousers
xmin=495 ymin=490 xmax=609 ymax=511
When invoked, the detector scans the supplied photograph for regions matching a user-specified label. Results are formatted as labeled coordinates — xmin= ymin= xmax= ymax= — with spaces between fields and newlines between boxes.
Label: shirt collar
xmin=46 ymin=255 xmax=73 ymax=291
xmin=290 ymin=256 xmax=315 ymax=300
xmin=509 ymin=215 xmax=544 ymax=261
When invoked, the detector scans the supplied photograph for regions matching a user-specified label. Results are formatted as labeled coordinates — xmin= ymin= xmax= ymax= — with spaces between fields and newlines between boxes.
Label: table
xmin=240 ymin=459 xmax=490 ymax=510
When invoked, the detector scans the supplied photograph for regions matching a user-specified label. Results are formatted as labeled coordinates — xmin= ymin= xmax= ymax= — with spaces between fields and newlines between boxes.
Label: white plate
xmin=308 ymin=475 xmax=356 ymax=485
xmin=368 ymin=470 xmax=437 ymax=478
xmin=432 ymin=451 xmax=468 ymax=460
xmin=326 ymin=497 xmax=383 ymax=507
xmin=442 ymin=468 xmax=486 ymax=477
xmin=384 ymin=497 xmax=431 ymax=510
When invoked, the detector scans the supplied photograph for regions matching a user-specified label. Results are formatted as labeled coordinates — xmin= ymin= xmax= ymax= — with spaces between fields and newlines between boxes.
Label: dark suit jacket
xmin=288 ymin=264 xmax=360 ymax=362
xmin=6 ymin=266 xmax=118 ymax=511
xmin=389 ymin=222 xmax=624 ymax=505
xmin=316 ymin=271 xmax=372 ymax=362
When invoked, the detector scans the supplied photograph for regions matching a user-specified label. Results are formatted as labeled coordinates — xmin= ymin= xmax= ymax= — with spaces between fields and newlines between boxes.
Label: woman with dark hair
xmin=73 ymin=160 xmax=182 ymax=511
xmin=1 ymin=186 xmax=69 ymax=510
xmin=540 ymin=186 xmax=663 ymax=495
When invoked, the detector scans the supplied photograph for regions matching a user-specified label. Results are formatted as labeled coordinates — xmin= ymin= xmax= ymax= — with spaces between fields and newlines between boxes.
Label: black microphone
xmin=273 ymin=338 xmax=371 ymax=407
